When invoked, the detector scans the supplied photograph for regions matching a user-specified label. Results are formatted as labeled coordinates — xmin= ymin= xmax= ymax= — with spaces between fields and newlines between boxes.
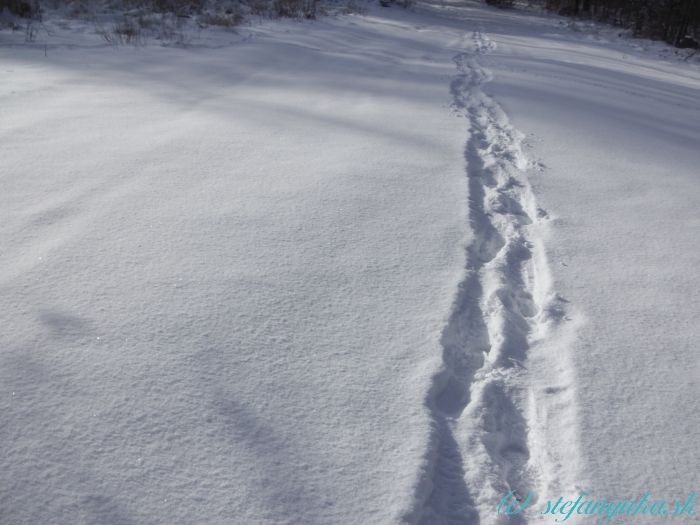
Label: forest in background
xmin=540 ymin=0 xmax=700 ymax=47
xmin=2 ymin=0 xmax=699 ymax=48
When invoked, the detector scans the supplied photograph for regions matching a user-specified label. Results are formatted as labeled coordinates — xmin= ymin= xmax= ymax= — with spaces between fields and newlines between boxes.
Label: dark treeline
xmin=2 ymin=0 xmax=699 ymax=49
xmin=0 ymin=0 xmax=320 ymax=21
xmin=1 ymin=0 xmax=38 ymax=17
xmin=540 ymin=0 xmax=700 ymax=47
xmin=485 ymin=0 xmax=698 ymax=48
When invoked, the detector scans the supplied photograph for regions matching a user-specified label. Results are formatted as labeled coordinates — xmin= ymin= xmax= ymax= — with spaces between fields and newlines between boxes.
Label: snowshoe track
xmin=412 ymin=30 xmax=568 ymax=525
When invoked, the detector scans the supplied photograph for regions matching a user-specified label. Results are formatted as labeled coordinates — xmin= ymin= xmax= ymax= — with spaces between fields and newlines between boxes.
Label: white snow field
xmin=1 ymin=1 xmax=698 ymax=524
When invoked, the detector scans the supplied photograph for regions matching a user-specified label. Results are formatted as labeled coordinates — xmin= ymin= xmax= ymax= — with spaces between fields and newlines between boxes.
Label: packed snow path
xmin=2 ymin=1 xmax=699 ymax=524
xmin=415 ymin=28 xmax=571 ymax=525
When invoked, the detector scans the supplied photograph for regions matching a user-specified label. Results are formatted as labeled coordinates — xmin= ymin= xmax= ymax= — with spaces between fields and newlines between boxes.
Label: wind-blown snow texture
xmin=1 ymin=1 xmax=698 ymax=524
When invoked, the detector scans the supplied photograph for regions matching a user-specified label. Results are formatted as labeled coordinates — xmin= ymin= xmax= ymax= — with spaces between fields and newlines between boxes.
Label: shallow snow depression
xmin=1 ymin=1 xmax=699 ymax=524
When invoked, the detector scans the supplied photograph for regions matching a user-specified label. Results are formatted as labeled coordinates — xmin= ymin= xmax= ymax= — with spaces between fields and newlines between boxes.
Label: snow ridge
xmin=412 ymin=30 xmax=569 ymax=525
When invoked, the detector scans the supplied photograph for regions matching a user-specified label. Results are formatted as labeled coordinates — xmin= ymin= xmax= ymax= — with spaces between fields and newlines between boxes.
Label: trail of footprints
xmin=418 ymin=31 xmax=561 ymax=525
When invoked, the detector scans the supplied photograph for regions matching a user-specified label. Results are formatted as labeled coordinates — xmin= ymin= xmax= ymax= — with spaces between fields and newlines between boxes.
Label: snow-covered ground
xmin=474 ymin=0 xmax=700 ymax=508
xmin=1 ymin=2 xmax=698 ymax=524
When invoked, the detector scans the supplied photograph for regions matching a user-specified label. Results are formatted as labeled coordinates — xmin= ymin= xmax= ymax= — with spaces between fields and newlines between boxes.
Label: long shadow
xmin=419 ymin=416 xmax=480 ymax=525
xmin=418 ymin=74 xmax=506 ymax=525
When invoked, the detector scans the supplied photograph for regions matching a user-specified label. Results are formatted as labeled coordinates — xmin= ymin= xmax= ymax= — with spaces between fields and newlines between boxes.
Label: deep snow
xmin=1 ymin=10 xmax=471 ymax=525
xmin=1 ymin=1 xmax=698 ymax=524
xmin=474 ymin=1 xmax=700 ymax=506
